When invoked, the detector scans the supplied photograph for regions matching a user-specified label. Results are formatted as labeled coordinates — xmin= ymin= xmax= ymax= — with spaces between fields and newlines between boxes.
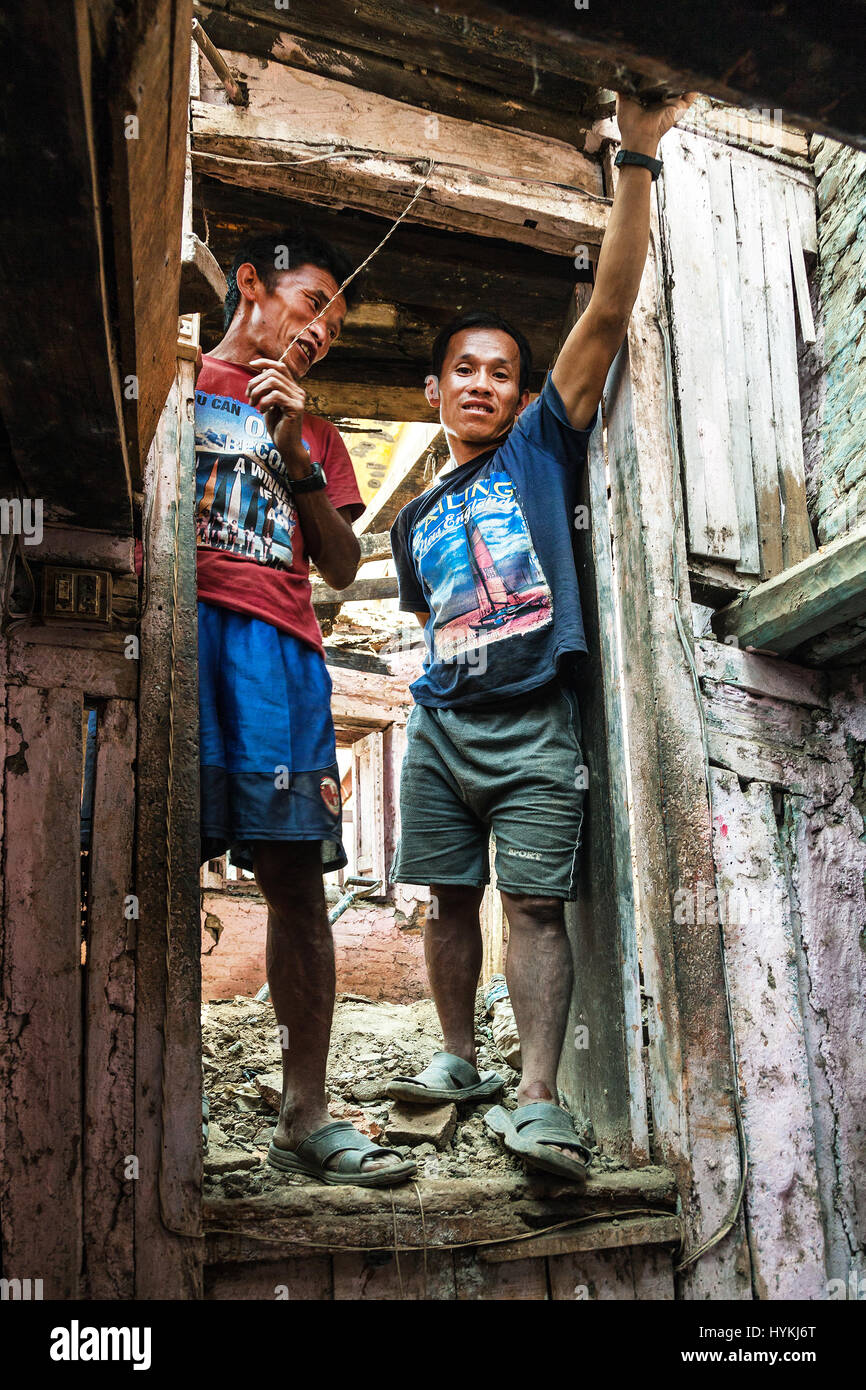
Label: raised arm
xmin=552 ymin=91 xmax=697 ymax=430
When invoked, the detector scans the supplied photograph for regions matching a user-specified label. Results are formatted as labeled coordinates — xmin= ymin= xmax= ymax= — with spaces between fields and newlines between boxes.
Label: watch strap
xmin=614 ymin=148 xmax=663 ymax=180
xmin=290 ymin=460 xmax=327 ymax=494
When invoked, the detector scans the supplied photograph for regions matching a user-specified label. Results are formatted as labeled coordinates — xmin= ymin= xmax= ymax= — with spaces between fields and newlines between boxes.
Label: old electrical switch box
xmin=42 ymin=567 xmax=112 ymax=625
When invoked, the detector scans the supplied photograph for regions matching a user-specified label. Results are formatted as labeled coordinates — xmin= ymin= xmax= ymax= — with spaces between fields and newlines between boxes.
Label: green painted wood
xmin=711 ymin=522 xmax=866 ymax=656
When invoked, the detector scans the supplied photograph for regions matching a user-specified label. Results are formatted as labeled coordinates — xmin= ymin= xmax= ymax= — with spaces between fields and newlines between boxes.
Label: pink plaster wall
xmin=200 ymin=889 xmax=428 ymax=1003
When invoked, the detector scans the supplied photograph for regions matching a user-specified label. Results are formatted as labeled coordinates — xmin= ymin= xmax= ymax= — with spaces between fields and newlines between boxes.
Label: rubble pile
xmin=202 ymin=992 xmax=621 ymax=1197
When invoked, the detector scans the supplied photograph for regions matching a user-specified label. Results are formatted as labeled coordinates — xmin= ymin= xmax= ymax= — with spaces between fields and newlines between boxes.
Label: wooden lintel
xmin=711 ymin=524 xmax=866 ymax=657
xmin=191 ymin=109 xmax=609 ymax=256
xmin=312 ymin=576 xmax=398 ymax=607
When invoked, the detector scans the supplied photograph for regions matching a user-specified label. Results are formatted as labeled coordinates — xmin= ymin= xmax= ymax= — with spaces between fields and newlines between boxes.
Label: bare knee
xmin=254 ymin=842 xmax=326 ymax=925
xmin=429 ymin=882 xmax=485 ymax=924
xmin=501 ymin=893 xmax=565 ymax=933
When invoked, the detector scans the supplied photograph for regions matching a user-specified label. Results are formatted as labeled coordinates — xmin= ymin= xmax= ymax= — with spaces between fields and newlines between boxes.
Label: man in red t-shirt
xmin=196 ymin=229 xmax=416 ymax=1187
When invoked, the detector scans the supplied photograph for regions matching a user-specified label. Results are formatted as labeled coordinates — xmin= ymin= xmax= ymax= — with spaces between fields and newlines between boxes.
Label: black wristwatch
xmin=290 ymin=460 xmax=327 ymax=494
xmin=614 ymin=148 xmax=663 ymax=180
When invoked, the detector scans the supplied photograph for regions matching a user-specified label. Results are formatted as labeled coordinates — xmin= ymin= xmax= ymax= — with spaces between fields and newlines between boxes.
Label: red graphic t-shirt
xmin=194 ymin=355 xmax=364 ymax=652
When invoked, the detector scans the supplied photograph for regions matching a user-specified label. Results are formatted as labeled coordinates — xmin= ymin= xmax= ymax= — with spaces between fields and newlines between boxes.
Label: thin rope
xmin=276 ymin=158 xmax=436 ymax=366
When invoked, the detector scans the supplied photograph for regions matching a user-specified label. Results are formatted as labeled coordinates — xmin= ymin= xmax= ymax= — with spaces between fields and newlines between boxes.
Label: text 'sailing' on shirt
xmin=194 ymin=355 xmax=363 ymax=651
xmin=390 ymin=375 xmax=598 ymax=707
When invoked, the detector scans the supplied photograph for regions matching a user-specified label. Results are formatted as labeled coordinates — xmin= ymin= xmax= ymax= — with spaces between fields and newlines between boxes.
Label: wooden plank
xmin=761 ymin=173 xmax=815 ymax=569
xmin=192 ymin=130 xmax=610 ymax=258
xmin=0 ymin=685 xmax=82 ymax=1297
xmin=711 ymin=520 xmax=866 ymax=656
xmin=312 ymin=576 xmax=399 ymax=606
xmin=547 ymin=1246 xmax=637 ymax=1300
xmin=658 ymin=132 xmax=740 ymax=563
xmin=205 ymin=1256 xmax=332 ymax=1299
xmin=729 ymin=153 xmax=784 ymax=581
xmin=203 ymin=1169 xmax=679 ymax=1258
xmin=0 ymin=2 xmax=131 ymax=530
xmin=133 ymin=363 xmax=203 ymax=1298
xmin=480 ymin=1214 xmax=682 ymax=1263
xmin=407 ymin=0 xmax=866 ymax=148
xmin=557 ymin=286 xmax=647 ymax=1164
xmin=197 ymin=60 xmax=604 ymax=192
xmin=709 ymin=771 xmax=828 ymax=1298
xmin=83 ymin=699 xmax=137 ymax=1298
xmin=28 ymin=527 xmax=135 ymax=573
xmin=105 ymin=0 xmax=194 ymax=481
xmin=604 ymin=215 xmax=750 ymax=1297
xmin=198 ymin=0 xmax=616 ymax=123
xmin=180 ymin=231 xmax=229 ymax=314
xmin=781 ymin=792 xmax=866 ymax=1285
xmin=784 ymin=182 xmax=817 ymax=345
xmin=352 ymin=730 xmax=386 ymax=881
xmin=454 ymin=1251 xmax=547 ymax=1299
xmin=702 ymin=682 xmax=848 ymax=801
xmin=696 ymin=637 xmax=830 ymax=710
xmin=703 ymin=144 xmax=760 ymax=575
xmin=333 ymin=1250 xmax=456 ymax=1299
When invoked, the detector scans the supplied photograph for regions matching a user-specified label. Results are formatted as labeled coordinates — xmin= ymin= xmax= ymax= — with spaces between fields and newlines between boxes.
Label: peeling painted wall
xmin=803 ymin=136 xmax=866 ymax=544
xmin=701 ymin=641 xmax=866 ymax=1297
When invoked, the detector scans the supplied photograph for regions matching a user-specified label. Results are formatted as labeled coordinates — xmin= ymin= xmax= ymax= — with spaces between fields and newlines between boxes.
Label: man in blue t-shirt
xmin=387 ymin=91 xmax=696 ymax=1184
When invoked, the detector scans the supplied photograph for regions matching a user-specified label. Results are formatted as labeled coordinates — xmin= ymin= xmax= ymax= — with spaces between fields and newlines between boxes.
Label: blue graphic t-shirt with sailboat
xmin=391 ymin=375 xmax=598 ymax=707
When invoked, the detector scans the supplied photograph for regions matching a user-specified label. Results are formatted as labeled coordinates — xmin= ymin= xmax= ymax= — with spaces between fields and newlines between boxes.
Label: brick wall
xmin=200 ymin=888 xmax=428 ymax=1003
xmin=805 ymin=136 xmax=866 ymax=544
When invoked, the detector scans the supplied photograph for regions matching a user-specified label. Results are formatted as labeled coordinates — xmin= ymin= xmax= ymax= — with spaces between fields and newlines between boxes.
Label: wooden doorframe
xmin=601 ymin=198 xmax=751 ymax=1298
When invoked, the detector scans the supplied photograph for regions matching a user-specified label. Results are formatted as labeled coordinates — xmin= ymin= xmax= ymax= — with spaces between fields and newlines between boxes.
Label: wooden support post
xmin=133 ymin=359 xmax=204 ymax=1298
xmin=603 ymin=212 xmax=751 ymax=1297
xmin=557 ymin=286 xmax=648 ymax=1164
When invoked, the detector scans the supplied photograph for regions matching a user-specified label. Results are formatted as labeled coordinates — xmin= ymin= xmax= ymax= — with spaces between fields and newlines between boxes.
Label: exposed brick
xmin=385 ymin=1102 xmax=457 ymax=1150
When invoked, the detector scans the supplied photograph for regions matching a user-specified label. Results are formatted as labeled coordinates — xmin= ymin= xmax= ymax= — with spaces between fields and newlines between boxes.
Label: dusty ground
xmin=202 ymin=991 xmax=621 ymax=1198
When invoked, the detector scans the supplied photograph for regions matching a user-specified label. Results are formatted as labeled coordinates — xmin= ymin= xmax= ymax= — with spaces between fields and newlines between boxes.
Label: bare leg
xmin=253 ymin=840 xmax=396 ymax=1171
xmin=426 ymin=883 xmax=486 ymax=1067
xmin=500 ymin=891 xmax=582 ymax=1158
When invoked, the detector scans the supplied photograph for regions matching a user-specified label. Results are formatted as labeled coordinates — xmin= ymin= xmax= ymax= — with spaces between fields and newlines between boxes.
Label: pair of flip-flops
xmin=388 ymin=1050 xmax=591 ymax=1188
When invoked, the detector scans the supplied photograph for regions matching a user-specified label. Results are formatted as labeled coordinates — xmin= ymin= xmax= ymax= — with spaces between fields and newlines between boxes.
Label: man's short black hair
xmin=430 ymin=311 xmax=533 ymax=395
xmin=223 ymin=228 xmax=360 ymax=331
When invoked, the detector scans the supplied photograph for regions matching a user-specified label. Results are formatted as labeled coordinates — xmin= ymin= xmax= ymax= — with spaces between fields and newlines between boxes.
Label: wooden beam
xmin=312 ymin=576 xmax=399 ymax=606
xmin=409 ymin=0 xmax=866 ymax=149
xmin=197 ymin=59 xmax=604 ymax=192
xmin=711 ymin=523 xmax=866 ymax=658
xmin=134 ymin=361 xmax=203 ymax=1298
xmin=180 ymin=231 xmax=228 ymax=314
xmin=192 ymin=117 xmax=609 ymax=257
xmin=196 ymin=0 xmax=617 ymax=121
xmin=603 ymin=194 xmax=750 ymax=1296
xmin=480 ymin=1214 xmax=683 ymax=1263
xmin=203 ymin=1168 xmax=679 ymax=1257
xmin=197 ymin=19 xmax=605 ymax=145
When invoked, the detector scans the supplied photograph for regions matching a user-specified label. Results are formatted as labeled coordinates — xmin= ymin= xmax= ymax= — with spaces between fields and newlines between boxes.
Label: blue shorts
xmin=198 ymin=600 xmax=347 ymax=873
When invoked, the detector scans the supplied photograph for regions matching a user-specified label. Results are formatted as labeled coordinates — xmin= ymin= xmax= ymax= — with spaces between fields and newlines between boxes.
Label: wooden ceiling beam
xmin=195 ymin=0 xmax=616 ymax=118
xmin=196 ymin=59 xmax=605 ymax=192
xmin=410 ymin=0 xmax=866 ymax=149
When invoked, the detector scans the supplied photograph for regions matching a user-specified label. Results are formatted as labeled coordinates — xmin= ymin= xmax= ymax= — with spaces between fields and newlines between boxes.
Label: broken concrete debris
xmin=201 ymin=992 xmax=612 ymax=1197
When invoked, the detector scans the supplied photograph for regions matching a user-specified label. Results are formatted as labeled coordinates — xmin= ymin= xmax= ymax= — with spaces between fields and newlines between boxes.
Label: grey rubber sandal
xmin=484 ymin=1101 xmax=592 ymax=1188
xmin=386 ymin=1050 xmax=505 ymax=1105
xmin=267 ymin=1120 xmax=417 ymax=1188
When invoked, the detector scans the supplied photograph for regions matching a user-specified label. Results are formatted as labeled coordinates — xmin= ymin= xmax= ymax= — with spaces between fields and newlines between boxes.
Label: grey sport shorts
xmin=390 ymin=680 xmax=586 ymax=900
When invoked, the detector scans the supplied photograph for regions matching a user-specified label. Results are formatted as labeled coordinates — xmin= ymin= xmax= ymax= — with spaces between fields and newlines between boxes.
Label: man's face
xmin=430 ymin=327 xmax=529 ymax=446
xmin=241 ymin=260 xmax=347 ymax=376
